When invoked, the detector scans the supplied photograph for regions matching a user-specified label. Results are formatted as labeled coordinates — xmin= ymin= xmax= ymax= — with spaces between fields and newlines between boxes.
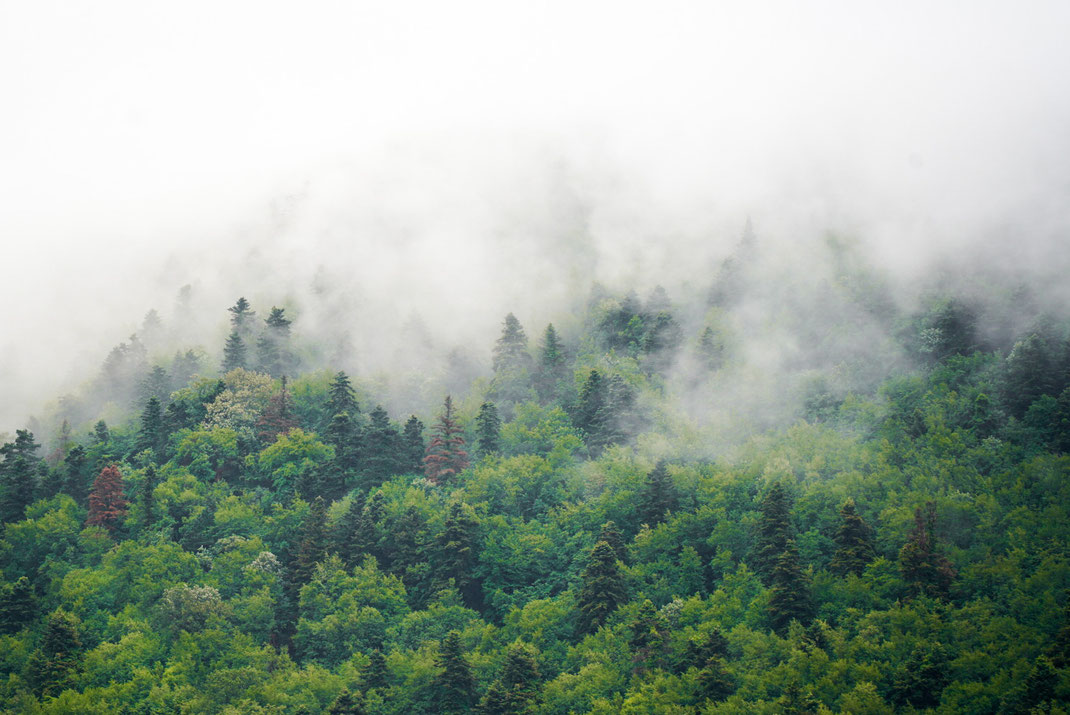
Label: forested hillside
xmin=2 ymin=238 xmax=1070 ymax=713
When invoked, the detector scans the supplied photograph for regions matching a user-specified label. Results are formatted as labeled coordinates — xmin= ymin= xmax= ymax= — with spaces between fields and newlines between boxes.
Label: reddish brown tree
xmin=423 ymin=395 xmax=469 ymax=485
xmin=86 ymin=464 xmax=128 ymax=533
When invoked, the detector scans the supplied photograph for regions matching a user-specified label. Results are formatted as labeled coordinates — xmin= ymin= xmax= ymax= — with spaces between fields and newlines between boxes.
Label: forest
xmin=1 ymin=232 xmax=1069 ymax=714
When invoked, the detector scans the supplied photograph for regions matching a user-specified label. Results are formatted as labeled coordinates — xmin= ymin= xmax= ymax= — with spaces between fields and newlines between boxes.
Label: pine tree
xmin=639 ymin=460 xmax=677 ymax=526
xmin=597 ymin=521 xmax=627 ymax=564
xmin=1014 ymin=655 xmax=1058 ymax=713
xmin=493 ymin=313 xmax=532 ymax=374
xmin=480 ymin=641 xmax=540 ymax=714
xmin=258 ymin=306 xmax=293 ymax=377
xmin=28 ymin=610 xmax=83 ymax=698
xmin=401 ymin=416 xmax=425 ymax=474
xmin=137 ymin=396 xmax=165 ymax=459
xmin=423 ymin=396 xmax=469 ymax=485
xmin=0 ymin=576 xmax=36 ymax=634
xmin=434 ymin=631 xmax=475 ymax=713
xmin=695 ymin=656 xmax=735 ymax=704
xmin=0 ymin=430 xmax=41 ymax=523
xmin=363 ymin=406 xmax=403 ymax=485
xmin=171 ymin=349 xmax=201 ymax=389
xmin=778 ymin=680 xmax=820 ymax=715
xmin=898 ymin=502 xmax=955 ymax=599
xmin=435 ymin=501 xmax=481 ymax=608
xmin=629 ymin=599 xmax=666 ymax=669
xmin=222 ymin=331 xmax=247 ymax=372
xmin=228 ymin=296 xmax=256 ymax=335
xmin=291 ymin=497 xmax=329 ymax=589
xmin=326 ymin=371 xmax=359 ymax=422
xmin=327 ymin=687 xmax=368 ymax=715
xmin=140 ymin=465 xmax=158 ymax=533
xmin=363 ymin=649 xmax=390 ymax=690
xmin=753 ymin=481 xmax=794 ymax=584
xmin=829 ymin=499 xmax=874 ymax=576
xmin=93 ymin=420 xmax=110 ymax=445
xmin=62 ymin=445 xmax=90 ymax=506
xmin=324 ymin=411 xmax=361 ymax=499
xmin=331 ymin=491 xmax=366 ymax=567
xmin=577 ymin=541 xmax=628 ymax=635
xmin=575 ymin=369 xmax=611 ymax=454
xmin=767 ymin=540 xmax=813 ymax=634
xmin=535 ymin=323 xmax=567 ymax=402
xmin=890 ymin=644 xmax=948 ymax=710
xmin=139 ymin=364 xmax=171 ymax=406
xmin=179 ymin=503 xmax=216 ymax=551
xmin=86 ymin=464 xmax=128 ymax=534
xmin=475 ymin=402 xmax=502 ymax=458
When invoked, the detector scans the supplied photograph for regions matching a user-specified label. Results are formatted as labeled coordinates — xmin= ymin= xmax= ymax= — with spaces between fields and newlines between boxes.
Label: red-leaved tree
xmin=423 ymin=395 xmax=469 ymax=485
xmin=86 ymin=464 xmax=128 ymax=533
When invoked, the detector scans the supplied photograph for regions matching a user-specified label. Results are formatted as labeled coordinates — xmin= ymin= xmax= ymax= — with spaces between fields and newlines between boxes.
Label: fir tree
xmin=0 ymin=430 xmax=41 ymax=523
xmin=170 ymin=349 xmax=201 ymax=389
xmin=434 ymin=631 xmax=475 ymax=713
xmin=331 ymin=491 xmax=366 ymax=567
xmin=475 ymin=402 xmax=502 ymax=458
xmin=86 ymin=464 xmax=128 ymax=534
xmin=0 ymin=576 xmax=36 ymax=634
xmin=535 ymin=323 xmax=567 ymax=402
xmin=136 ymin=396 xmax=165 ymax=459
xmin=480 ymin=641 xmax=540 ymax=714
xmin=140 ymin=465 xmax=158 ymax=533
xmin=1013 ymin=655 xmax=1058 ymax=714
xmin=778 ymin=680 xmax=820 ymax=715
xmin=327 ymin=687 xmax=367 ymax=715
xmin=62 ymin=445 xmax=89 ymax=506
xmin=363 ymin=406 xmax=403 ymax=485
xmin=898 ymin=502 xmax=955 ymax=599
xmin=890 ymin=643 xmax=949 ymax=710
xmin=326 ymin=371 xmax=359 ymax=422
xmin=257 ymin=375 xmax=299 ymax=445
xmin=696 ymin=656 xmax=735 ymax=705
xmin=753 ymin=481 xmax=794 ymax=584
xmin=28 ymin=610 xmax=83 ymax=698
xmin=228 ymin=296 xmax=256 ymax=335
xmin=829 ymin=498 xmax=874 ymax=577
xmin=258 ymin=306 xmax=293 ymax=377
xmin=767 ymin=540 xmax=813 ymax=634
xmin=324 ymin=411 xmax=361 ymax=499
xmin=575 ymin=369 xmax=611 ymax=454
xmin=222 ymin=331 xmax=247 ymax=372
xmin=291 ymin=497 xmax=329 ymax=589
xmin=423 ymin=396 xmax=469 ymax=485
xmin=629 ymin=599 xmax=666 ymax=668
xmin=434 ymin=500 xmax=481 ymax=609
xmin=179 ymin=503 xmax=216 ymax=551
xmin=401 ymin=416 xmax=425 ymax=474
xmin=577 ymin=540 xmax=628 ymax=635
xmin=597 ymin=520 xmax=627 ymax=564
xmin=363 ymin=649 xmax=390 ymax=690
xmin=493 ymin=313 xmax=532 ymax=374
xmin=638 ymin=460 xmax=677 ymax=526
xmin=93 ymin=420 xmax=110 ymax=445
xmin=139 ymin=364 xmax=171 ymax=406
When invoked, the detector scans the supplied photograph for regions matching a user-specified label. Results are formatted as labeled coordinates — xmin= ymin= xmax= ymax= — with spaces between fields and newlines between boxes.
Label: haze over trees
xmin=1 ymin=234 xmax=1070 ymax=714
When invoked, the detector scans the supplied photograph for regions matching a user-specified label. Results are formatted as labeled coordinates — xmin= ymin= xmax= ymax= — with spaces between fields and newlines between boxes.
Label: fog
xmin=2 ymin=1 xmax=1070 ymax=433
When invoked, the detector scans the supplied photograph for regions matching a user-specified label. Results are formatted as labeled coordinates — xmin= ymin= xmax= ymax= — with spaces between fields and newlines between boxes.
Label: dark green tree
xmin=27 ymin=610 xmax=83 ymax=698
xmin=629 ymin=599 xmax=666 ymax=671
xmin=1002 ymin=332 xmax=1059 ymax=418
xmin=574 ymin=370 xmax=610 ymax=454
xmin=291 ymin=497 xmax=329 ymax=590
xmin=638 ymin=460 xmax=677 ymax=526
xmin=62 ymin=445 xmax=90 ymax=506
xmin=829 ymin=498 xmax=874 ymax=577
xmin=331 ymin=492 xmax=366 ymax=568
xmin=434 ymin=500 xmax=482 ymax=608
xmin=328 ymin=687 xmax=367 ymax=715
xmin=753 ymin=481 xmax=794 ymax=584
xmin=777 ymin=680 xmax=820 ymax=715
xmin=535 ymin=323 xmax=567 ymax=402
xmin=434 ymin=631 xmax=475 ymax=713
xmin=890 ymin=643 xmax=949 ymax=710
xmin=898 ymin=502 xmax=955 ymax=599
xmin=222 ymin=331 xmax=247 ymax=372
xmin=140 ymin=465 xmax=158 ymax=533
xmin=93 ymin=420 xmax=110 ymax=445
xmin=0 ymin=576 xmax=36 ymax=635
xmin=695 ymin=656 xmax=735 ymax=705
xmin=363 ymin=649 xmax=389 ymax=690
xmin=179 ymin=503 xmax=216 ymax=552
xmin=326 ymin=371 xmax=359 ymax=424
xmin=139 ymin=365 xmax=171 ymax=406
xmin=401 ymin=416 xmax=425 ymax=474
xmin=597 ymin=520 xmax=627 ymax=564
xmin=475 ymin=402 xmax=502 ymax=458
xmin=481 ymin=641 xmax=540 ymax=714
xmin=228 ymin=296 xmax=256 ymax=335
xmin=767 ymin=540 xmax=813 ymax=634
xmin=0 ymin=430 xmax=41 ymax=523
xmin=493 ymin=313 xmax=532 ymax=374
xmin=362 ymin=406 xmax=404 ymax=486
xmin=577 ymin=541 xmax=628 ymax=635
xmin=136 ymin=396 xmax=165 ymax=459
xmin=324 ymin=411 xmax=361 ymax=499
xmin=1012 ymin=655 xmax=1058 ymax=714
xmin=258 ymin=306 xmax=294 ymax=377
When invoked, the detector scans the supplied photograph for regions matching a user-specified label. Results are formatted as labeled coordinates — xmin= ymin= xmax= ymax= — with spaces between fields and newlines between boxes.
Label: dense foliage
xmin=2 ymin=263 xmax=1070 ymax=713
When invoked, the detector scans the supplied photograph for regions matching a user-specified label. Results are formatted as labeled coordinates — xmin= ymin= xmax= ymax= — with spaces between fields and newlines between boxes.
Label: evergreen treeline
xmin=1 ymin=273 xmax=1070 ymax=713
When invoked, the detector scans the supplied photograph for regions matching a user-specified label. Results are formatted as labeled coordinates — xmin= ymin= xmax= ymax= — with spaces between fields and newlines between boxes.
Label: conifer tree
xmin=535 ymin=323 xmax=567 ymax=402
xmin=480 ymin=641 xmax=540 ymax=714
xmin=292 ymin=497 xmax=329 ymax=589
xmin=257 ymin=375 xmax=299 ymax=444
xmin=577 ymin=540 xmax=628 ymax=635
xmin=258 ymin=306 xmax=293 ymax=377
xmin=28 ymin=610 xmax=83 ymax=698
xmin=753 ymin=481 xmax=794 ymax=584
xmin=767 ymin=540 xmax=813 ymax=634
xmin=86 ymin=464 xmax=128 ymax=533
xmin=326 ymin=371 xmax=359 ymax=421
xmin=629 ymin=599 xmax=666 ymax=668
xmin=137 ymin=396 xmax=165 ymax=459
xmin=597 ymin=520 xmax=627 ymax=564
xmin=227 ymin=296 xmax=256 ymax=335
xmin=493 ymin=313 xmax=532 ymax=374
xmin=363 ymin=406 xmax=403 ymax=485
xmin=331 ymin=491 xmax=366 ymax=567
xmin=363 ymin=649 xmax=390 ymax=690
xmin=0 ymin=430 xmax=41 ymax=523
xmin=401 ymin=416 xmax=425 ymax=474
xmin=778 ymin=680 xmax=821 ymax=715
xmin=898 ymin=502 xmax=955 ymax=599
xmin=354 ymin=491 xmax=386 ymax=565
xmin=328 ymin=687 xmax=368 ymax=715
xmin=434 ymin=631 xmax=475 ymax=713
xmin=475 ymin=402 xmax=502 ymax=458
xmin=829 ymin=499 xmax=874 ymax=576
xmin=0 ymin=576 xmax=36 ymax=634
xmin=1014 ymin=655 xmax=1058 ymax=713
xmin=222 ymin=331 xmax=248 ymax=372
xmin=140 ymin=465 xmax=158 ymax=533
xmin=324 ymin=411 xmax=361 ymax=498
xmin=434 ymin=500 xmax=481 ymax=608
xmin=575 ymin=369 xmax=610 ymax=454
xmin=424 ymin=396 xmax=469 ymax=485
xmin=890 ymin=644 xmax=949 ymax=710
xmin=639 ymin=460 xmax=677 ymax=526
xmin=179 ymin=503 xmax=216 ymax=551
xmin=93 ymin=420 xmax=110 ymax=445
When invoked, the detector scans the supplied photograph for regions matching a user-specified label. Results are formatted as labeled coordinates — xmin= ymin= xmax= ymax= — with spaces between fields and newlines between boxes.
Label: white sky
xmin=2 ymin=0 xmax=1070 ymax=429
